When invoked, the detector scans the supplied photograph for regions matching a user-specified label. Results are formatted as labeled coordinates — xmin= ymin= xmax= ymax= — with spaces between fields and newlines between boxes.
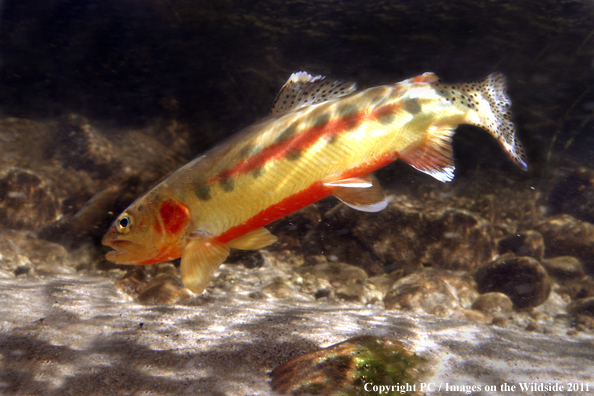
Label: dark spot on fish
xmin=402 ymin=98 xmax=421 ymax=114
xmin=194 ymin=184 xmax=211 ymax=201
xmin=238 ymin=144 xmax=254 ymax=160
xmin=379 ymin=113 xmax=394 ymax=125
xmin=138 ymin=205 xmax=144 ymax=212
xmin=286 ymin=149 xmax=302 ymax=161
xmin=338 ymin=104 xmax=357 ymax=117
xmin=313 ymin=113 xmax=330 ymax=127
xmin=376 ymin=105 xmax=395 ymax=125
xmin=327 ymin=134 xmax=338 ymax=144
xmin=219 ymin=177 xmax=235 ymax=192
xmin=252 ymin=167 xmax=264 ymax=178
xmin=276 ymin=124 xmax=297 ymax=143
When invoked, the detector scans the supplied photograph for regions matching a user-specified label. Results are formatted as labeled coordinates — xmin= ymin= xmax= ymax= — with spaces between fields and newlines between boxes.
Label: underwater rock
xmin=262 ymin=278 xmax=307 ymax=301
xmin=277 ymin=197 xmax=498 ymax=276
xmin=535 ymin=214 xmax=594 ymax=276
xmin=383 ymin=269 xmax=478 ymax=315
xmin=56 ymin=114 xmax=115 ymax=178
xmin=567 ymin=297 xmax=594 ymax=317
xmin=295 ymin=262 xmax=368 ymax=287
xmin=473 ymin=255 xmax=551 ymax=309
xmin=354 ymin=204 xmax=497 ymax=272
xmin=557 ymin=278 xmax=594 ymax=301
xmin=549 ymin=167 xmax=594 ymax=224
xmin=0 ymin=234 xmax=20 ymax=272
xmin=471 ymin=292 xmax=514 ymax=315
xmin=497 ymin=230 xmax=544 ymax=260
xmin=0 ymin=168 xmax=61 ymax=230
xmin=270 ymin=336 xmax=423 ymax=396
xmin=0 ymin=227 xmax=81 ymax=275
xmin=568 ymin=297 xmax=594 ymax=330
xmin=541 ymin=256 xmax=585 ymax=282
xmin=137 ymin=273 xmax=192 ymax=304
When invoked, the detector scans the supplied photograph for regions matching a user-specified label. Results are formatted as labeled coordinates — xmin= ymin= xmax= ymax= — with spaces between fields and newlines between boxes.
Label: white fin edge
xmin=271 ymin=71 xmax=357 ymax=114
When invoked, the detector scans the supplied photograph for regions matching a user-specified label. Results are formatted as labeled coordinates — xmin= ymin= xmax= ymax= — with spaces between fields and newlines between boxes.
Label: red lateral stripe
xmin=215 ymin=181 xmax=333 ymax=244
xmin=208 ymin=103 xmax=398 ymax=184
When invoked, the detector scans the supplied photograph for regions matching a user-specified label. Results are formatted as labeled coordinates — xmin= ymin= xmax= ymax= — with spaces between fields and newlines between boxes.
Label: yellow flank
xmin=103 ymin=71 xmax=527 ymax=293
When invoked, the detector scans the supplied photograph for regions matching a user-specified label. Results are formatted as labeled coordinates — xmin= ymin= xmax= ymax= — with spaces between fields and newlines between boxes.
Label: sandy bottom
xmin=0 ymin=274 xmax=593 ymax=395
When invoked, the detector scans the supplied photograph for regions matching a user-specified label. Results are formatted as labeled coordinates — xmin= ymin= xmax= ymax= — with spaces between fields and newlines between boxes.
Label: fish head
xmin=102 ymin=195 xmax=189 ymax=265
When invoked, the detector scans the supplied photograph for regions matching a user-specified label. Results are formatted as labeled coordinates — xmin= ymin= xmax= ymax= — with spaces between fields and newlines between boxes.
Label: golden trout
xmin=102 ymin=71 xmax=527 ymax=293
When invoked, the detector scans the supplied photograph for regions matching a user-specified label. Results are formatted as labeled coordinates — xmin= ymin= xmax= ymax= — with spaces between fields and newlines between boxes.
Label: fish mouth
xmin=102 ymin=227 xmax=144 ymax=264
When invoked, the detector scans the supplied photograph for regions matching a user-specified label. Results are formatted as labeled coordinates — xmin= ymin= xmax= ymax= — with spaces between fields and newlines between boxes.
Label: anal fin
xmin=399 ymin=124 xmax=456 ymax=182
xmin=226 ymin=227 xmax=278 ymax=250
xmin=180 ymin=232 xmax=230 ymax=294
xmin=325 ymin=173 xmax=388 ymax=212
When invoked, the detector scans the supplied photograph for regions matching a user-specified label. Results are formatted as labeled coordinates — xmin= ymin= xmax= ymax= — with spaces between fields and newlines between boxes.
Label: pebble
xmin=541 ymin=256 xmax=585 ymax=281
xmin=471 ymin=292 xmax=513 ymax=315
xmin=296 ymin=262 xmax=368 ymax=287
xmin=567 ymin=297 xmax=594 ymax=317
xmin=536 ymin=214 xmax=594 ymax=275
xmin=384 ymin=269 xmax=478 ymax=315
xmin=137 ymin=273 xmax=192 ymax=304
xmin=497 ymin=230 xmax=544 ymax=260
xmin=473 ymin=254 xmax=551 ymax=309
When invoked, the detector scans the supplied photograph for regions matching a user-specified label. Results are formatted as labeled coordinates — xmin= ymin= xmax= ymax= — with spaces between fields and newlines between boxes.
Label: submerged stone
xmin=541 ymin=256 xmax=585 ymax=282
xmin=270 ymin=336 xmax=424 ymax=396
xmin=383 ymin=269 xmax=478 ymax=315
xmin=497 ymin=230 xmax=544 ymax=260
xmin=473 ymin=255 xmax=551 ymax=309
xmin=535 ymin=215 xmax=594 ymax=276
xmin=138 ymin=273 xmax=191 ymax=304
xmin=471 ymin=292 xmax=513 ymax=315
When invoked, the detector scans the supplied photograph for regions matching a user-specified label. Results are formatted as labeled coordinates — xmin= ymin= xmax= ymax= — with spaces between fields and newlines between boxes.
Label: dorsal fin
xmin=271 ymin=71 xmax=356 ymax=114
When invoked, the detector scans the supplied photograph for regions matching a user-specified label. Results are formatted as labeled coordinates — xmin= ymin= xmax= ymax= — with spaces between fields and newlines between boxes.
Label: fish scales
xmin=103 ymin=71 xmax=527 ymax=293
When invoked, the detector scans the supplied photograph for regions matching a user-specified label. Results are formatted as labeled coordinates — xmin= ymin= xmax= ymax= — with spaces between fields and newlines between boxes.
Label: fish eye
xmin=116 ymin=214 xmax=133 ymax=234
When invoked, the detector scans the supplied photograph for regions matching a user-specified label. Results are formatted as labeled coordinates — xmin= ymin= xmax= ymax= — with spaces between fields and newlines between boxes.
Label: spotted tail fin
xmin=459 ymin=73 xmax=528 ymax=170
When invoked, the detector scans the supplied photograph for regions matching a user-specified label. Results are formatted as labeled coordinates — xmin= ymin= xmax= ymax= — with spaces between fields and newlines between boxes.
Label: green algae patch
xmin=270 ymin=336 xmax=425 ymax=396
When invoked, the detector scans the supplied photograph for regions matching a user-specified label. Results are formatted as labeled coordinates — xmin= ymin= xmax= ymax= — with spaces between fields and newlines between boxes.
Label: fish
xmin=102 ymin=71 xmax=527 ymax=294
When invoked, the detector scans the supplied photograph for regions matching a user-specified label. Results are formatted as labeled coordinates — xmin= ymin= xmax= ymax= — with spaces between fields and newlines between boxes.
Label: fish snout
xmin=102 ymin=226 xmax=119 ymax=247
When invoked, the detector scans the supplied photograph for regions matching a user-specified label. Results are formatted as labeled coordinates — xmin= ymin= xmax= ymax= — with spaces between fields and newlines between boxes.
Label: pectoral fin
xmin=325 ymin=173 xmax=388 ymax=212
xmin=226 ymin=227 xmax=278 ymax=250
xmin=180 ymin=233 xmax=230 ymax=294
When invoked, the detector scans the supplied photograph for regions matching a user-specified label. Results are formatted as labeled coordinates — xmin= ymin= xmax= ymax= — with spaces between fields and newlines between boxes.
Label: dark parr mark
xmin=252 ymin=167 xmax=264 ymax=178
xmin=376 ymin=105 xmax=395 ymax=125
xmin=402 ymin=98 xmax=421 ymax=114
xmin=313 ymin=113 xmax=330 ymax=127
xmin=338 ymin=104 xmax=357 ymax=117
xmin=238 ymin=144 xmax=255 ymax=160
xmin=194 ymin=184 xmax=211 ymax=201
xmin=276 ymin=124 xmax=298 ymax=143
xmin=286 ymin=149 xmax=302 ymax=161
xmin=219 ymin=177 xmax=235 ymax=192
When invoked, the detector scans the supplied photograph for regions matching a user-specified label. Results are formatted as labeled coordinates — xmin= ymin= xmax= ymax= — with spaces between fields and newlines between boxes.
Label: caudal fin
xmin=462 ymin=73 xmax=528 ymax=170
